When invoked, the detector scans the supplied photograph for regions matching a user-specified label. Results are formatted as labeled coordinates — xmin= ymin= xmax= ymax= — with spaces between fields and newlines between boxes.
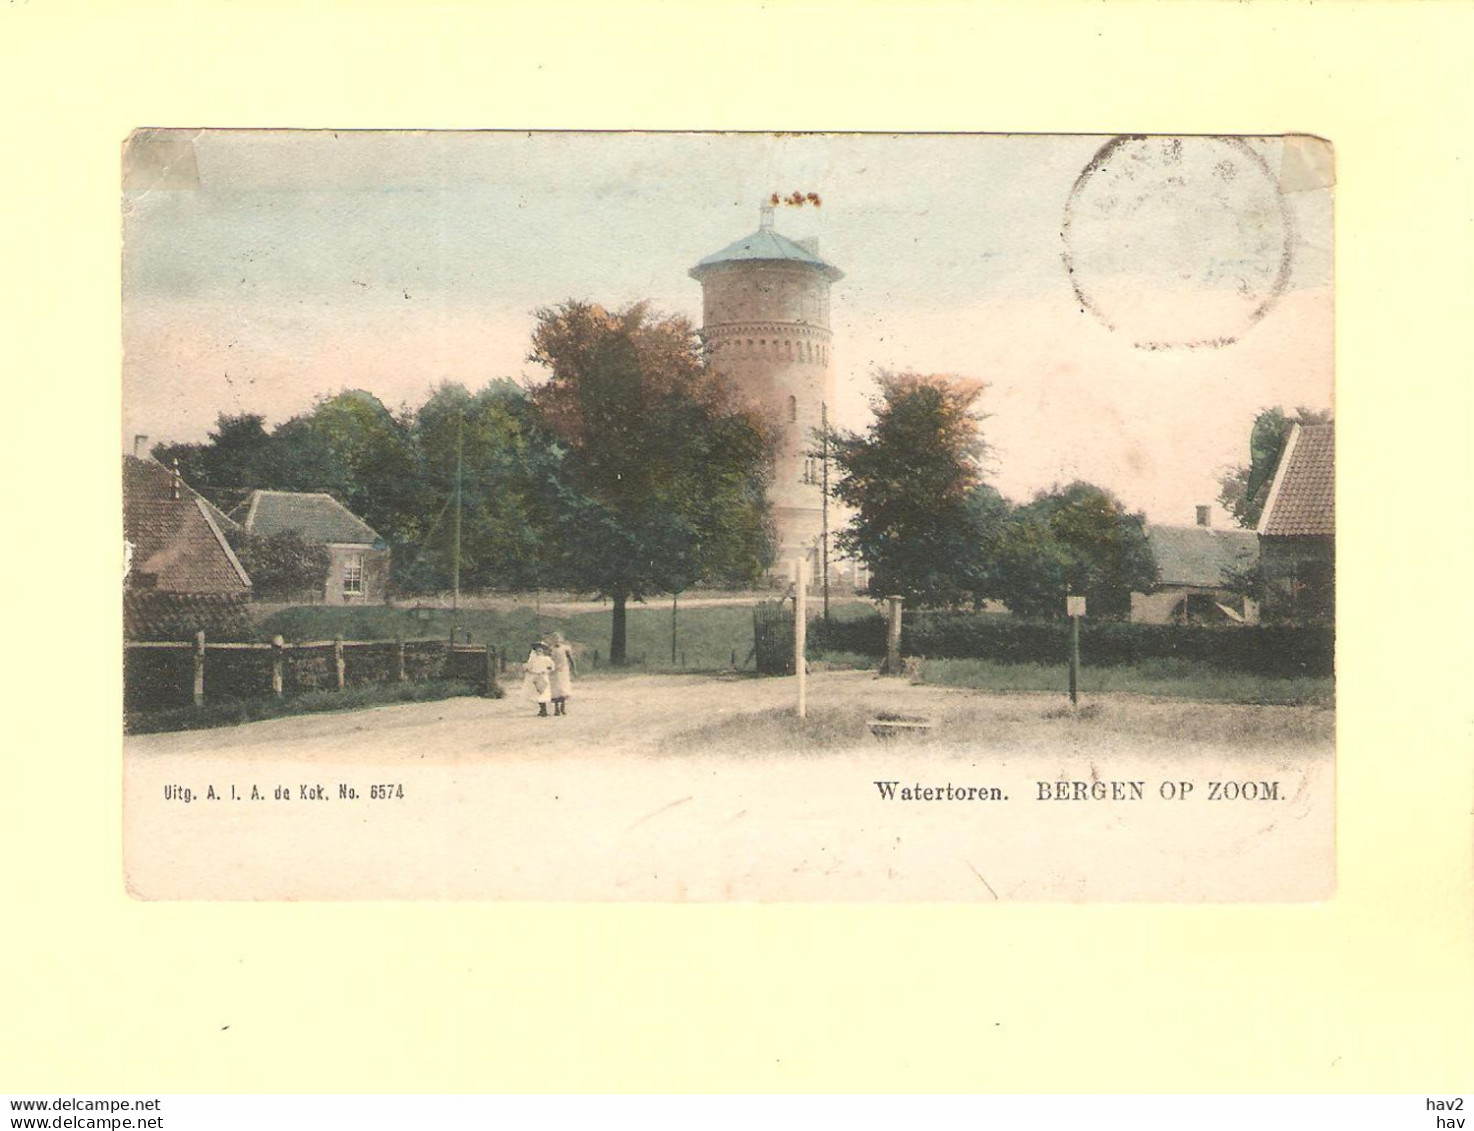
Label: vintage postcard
xmin=121 ymin=130 xmax=1334 ymax=901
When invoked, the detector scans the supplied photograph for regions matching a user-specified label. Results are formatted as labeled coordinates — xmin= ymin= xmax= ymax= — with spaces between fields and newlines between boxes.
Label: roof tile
xmin=1147 ymin=524 xmax=1259 ymax=588
xmin=239 ymin=490 xmax=381 ymax=545
xmin=124 ymin=457 xmax=251 ymax=594
xmin=1261 ymin=424 xmax=1334 ymax=537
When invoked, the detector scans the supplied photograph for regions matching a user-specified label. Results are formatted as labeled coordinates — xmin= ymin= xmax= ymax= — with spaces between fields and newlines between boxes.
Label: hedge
xmin=808 ymin=611 xmax=1333 ymax=678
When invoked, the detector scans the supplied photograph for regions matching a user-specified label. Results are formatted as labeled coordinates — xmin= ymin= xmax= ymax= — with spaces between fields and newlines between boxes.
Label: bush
xmin=808 ymin=610 xmax=1333 ymax=678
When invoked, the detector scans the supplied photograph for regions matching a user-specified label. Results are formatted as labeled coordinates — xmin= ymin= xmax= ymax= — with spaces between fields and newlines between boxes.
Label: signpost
xmin=1066 ymin=595 xmax=1086 ymax=705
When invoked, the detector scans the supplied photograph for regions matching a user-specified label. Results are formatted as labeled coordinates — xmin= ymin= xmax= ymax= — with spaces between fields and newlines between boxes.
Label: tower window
xmin=788 ymin=395 xmax=797 ymax=423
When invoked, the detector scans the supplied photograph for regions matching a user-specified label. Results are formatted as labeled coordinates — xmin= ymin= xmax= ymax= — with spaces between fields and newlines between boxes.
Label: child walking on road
xmin=523 ymin=641 xmax=555 ymax=717
xmin=546 ymin=632 xmax=576 ymax=716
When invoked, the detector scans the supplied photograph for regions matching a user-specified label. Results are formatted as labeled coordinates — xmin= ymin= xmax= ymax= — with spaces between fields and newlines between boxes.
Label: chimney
xmin=1195 ymin=505 xmax=1211 ymax=528
xmin=133 ymin=434 xmax=150 ymax=459
xmin=759 ymin=201 xmax=775 ymax=231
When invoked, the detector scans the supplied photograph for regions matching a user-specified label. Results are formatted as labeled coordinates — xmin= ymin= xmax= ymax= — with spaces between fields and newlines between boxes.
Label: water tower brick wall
xmin=699 ymin=261 xmax=835 ymax=558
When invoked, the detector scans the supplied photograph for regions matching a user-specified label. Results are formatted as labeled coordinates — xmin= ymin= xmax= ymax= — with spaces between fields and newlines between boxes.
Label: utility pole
xmin=451 ymin=413 xmax=463 ymax=617
xmin=821 ymin=401 xmax=831 ymax=623
xmin=794 ymin=558 xmax=808 ymax=719
xmin=671 ymin=593 xmax=678 ymax=666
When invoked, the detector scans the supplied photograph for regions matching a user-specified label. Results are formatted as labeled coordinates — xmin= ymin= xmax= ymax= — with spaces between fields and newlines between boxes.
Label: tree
xmin=987 ymin=509 xmax=1073 ymax=619
xmin=1219 ymin=406 xmax=1334 ymax=529
xmin=825 ymin=371 xmax=990 ymax=607
xmin=402 ymin=381 xmax=560 ymax=593
xmin=152 ymin=412 xmax=273 ymax=493
xmin=956 ymin=483 xmax=1013 ymax=609
xmin=227 ymin=529 xmax=331 ymax=600
xmin=271 ymin=390 xmax=419 ymax=540
xmin=994 ymin=482 xmax=1157 ymax=619
xmin=527 ymin=301 xmax=777 ymax=663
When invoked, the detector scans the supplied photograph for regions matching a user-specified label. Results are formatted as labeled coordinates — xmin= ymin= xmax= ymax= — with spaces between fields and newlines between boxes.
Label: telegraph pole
xmin=820 ymin=401 xmax=831 ymax=623
xmin=794 ymin=557 xmax=808 ymax=719
xmin=451 ymin=413 xmax=463 ymax=620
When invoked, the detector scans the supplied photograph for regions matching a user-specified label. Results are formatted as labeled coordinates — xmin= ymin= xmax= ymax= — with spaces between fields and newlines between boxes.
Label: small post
xmin=593 ymin=648 xmax=600 ymax=668
xmin=334 ymin=636 xmax=346 ymax=690
xmin=1069 ymin=616 xmax=1079 ymax=706
xmin=499 ymin=645 xmax=508 ymax=674
xmin=794 ymin=557 xmax=808 ymax=718
xmin=193 ymin=630 xmax=206 ymax=707
xmin=396 ymin=635 xmax=407 ymax=682
xmin=1066 ymin=594 xmax=1086 ymax=706
xmin=671 ymin=594 xmax=678 ymax=666
xmin=883 ymin=595 xmax=904 ymax=675
xmin=484 ymin=644 xmax=498 ymax=697
xmin=271 ymin=635 xmax=285 ymax=698
xmin=730 ymin=649 xmax=737 ymax=669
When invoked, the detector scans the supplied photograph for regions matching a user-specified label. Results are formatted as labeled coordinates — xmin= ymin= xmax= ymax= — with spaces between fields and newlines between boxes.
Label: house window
xmin=343 ymin=554 xmax=364 ymax=597
xmin=788 ymin=395 xmax=797 ymax=423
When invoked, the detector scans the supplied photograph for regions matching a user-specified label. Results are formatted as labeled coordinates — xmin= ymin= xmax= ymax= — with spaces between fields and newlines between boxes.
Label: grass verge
xmin=255 ymin=599 xmax=875 ymax=674
xmin=817 ymin=653 xmax=1333 ymax=707
xmin=666 ymin=690 xmax=1334 ymax=757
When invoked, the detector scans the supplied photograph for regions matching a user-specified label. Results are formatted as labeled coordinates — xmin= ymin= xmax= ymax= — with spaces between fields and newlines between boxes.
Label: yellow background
xmin=2 ymin=0 xmax=1470 ymax=1092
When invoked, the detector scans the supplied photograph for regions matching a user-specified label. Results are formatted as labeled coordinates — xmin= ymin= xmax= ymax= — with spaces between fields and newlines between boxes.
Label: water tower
xmin=689 ymin=204 xmax=843 ymax=569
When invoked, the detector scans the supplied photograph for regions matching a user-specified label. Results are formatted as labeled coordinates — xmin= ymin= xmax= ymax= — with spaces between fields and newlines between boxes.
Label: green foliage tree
xmin=993 ymin=482 xmax=1157 ymax=618
xmin=152 ymin=413 xmax=273 ymax=493
xmin=402 ymin=381 xmax=560 ymax=593
xmin=1218 ymin=406 xmax=1334 ymax=529
xmin=527 ymin=300 xmax=777 ymax=663
xmin=271 ymin=390 xmax=419 ymax=542
xmin=826 ymin=371 xmax=993 ymax=607
xmin=227 ymin=529 xmax=331 ymax=601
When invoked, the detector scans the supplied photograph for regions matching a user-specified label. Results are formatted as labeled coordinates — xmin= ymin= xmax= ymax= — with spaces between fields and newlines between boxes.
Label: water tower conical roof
xmin=689 ymin=226 xmax=843 ymax=282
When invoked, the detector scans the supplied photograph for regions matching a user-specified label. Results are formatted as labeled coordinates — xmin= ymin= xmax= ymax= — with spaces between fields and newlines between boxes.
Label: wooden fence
xmin=124 ymin=632 xmax=504 ymax=714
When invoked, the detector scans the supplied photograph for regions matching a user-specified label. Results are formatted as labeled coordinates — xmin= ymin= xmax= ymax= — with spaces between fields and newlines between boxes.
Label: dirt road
xmin=123 ymin=672 xmax=1334 ymax=902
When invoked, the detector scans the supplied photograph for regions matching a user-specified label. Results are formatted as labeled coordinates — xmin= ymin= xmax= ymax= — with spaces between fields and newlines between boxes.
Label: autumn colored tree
xmin=825 ymin=371 xmax=992 ymax=607
xmin=527 ymin=301 xmax=776 ymax=663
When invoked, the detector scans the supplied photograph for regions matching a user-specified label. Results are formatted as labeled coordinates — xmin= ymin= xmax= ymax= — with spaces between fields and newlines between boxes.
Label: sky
xmin=122 ymin=131 xmax=1332 ymax=524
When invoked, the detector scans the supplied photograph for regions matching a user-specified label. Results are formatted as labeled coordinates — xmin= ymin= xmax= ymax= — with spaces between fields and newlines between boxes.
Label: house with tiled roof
xmin=1256 ymin=422 xmax=1334 ymax=620
xmin=123 ymin=455 xmax=253 ymax=640
xmin=232 ymin=490 xmax=390 ymax=604
xmin=1131 ymin=507 xmax=1260 ymax=624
